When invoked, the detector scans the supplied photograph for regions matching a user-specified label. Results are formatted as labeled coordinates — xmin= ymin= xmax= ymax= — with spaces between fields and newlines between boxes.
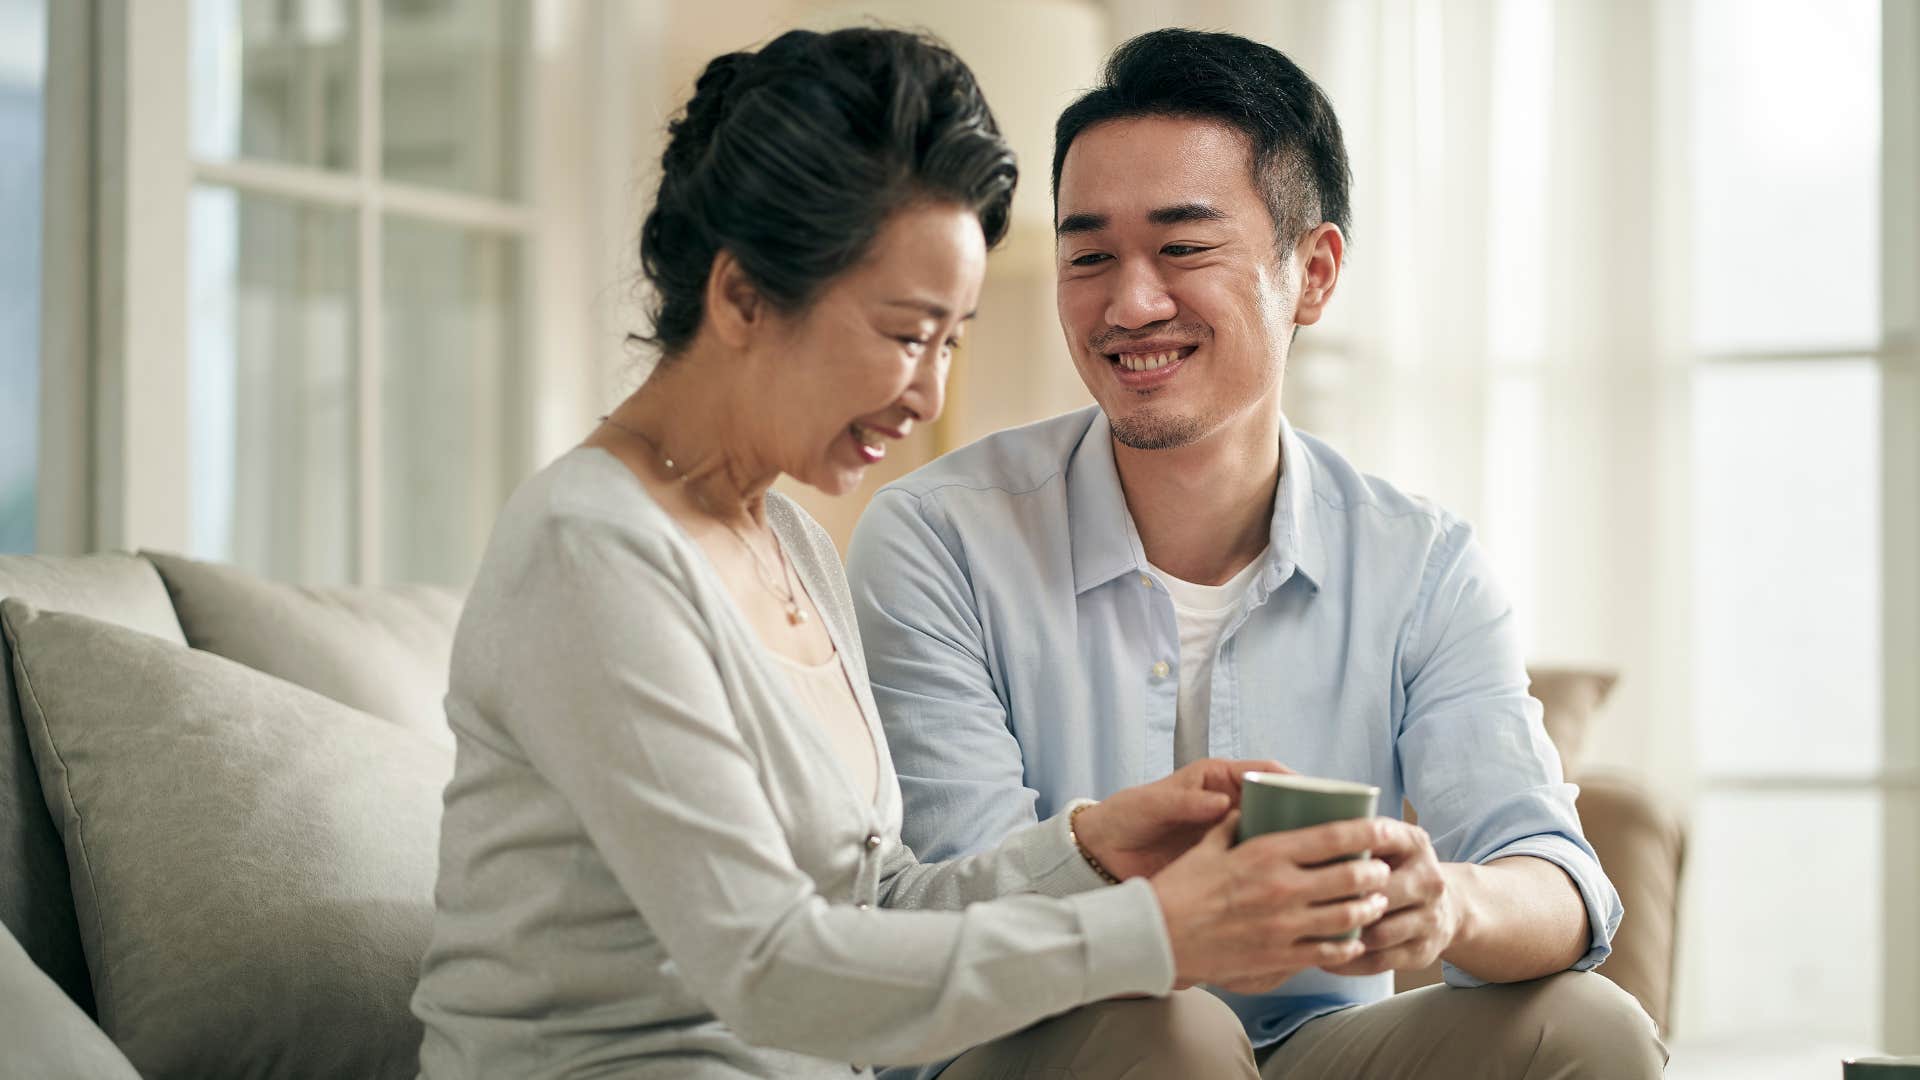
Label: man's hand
xmin=1152 ymin=814 xmax=1392 ymax=992
xmin=1318 ymin=819 xmax=1464 ymax=976
xmin=1072 ymin=758 xmax=1289 ymax=880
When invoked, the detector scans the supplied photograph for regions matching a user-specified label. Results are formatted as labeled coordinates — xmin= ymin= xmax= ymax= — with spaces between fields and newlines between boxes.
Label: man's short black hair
xmin=1052 ymin=28 xmax=1351 ymax=246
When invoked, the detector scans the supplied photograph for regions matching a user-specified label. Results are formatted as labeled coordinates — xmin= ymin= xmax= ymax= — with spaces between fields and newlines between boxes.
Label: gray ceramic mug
xmin=1236 ymin=772 xmax=1382 ymax=941
xmin=1845 ymin=1057 xmax=1920 ymax=1078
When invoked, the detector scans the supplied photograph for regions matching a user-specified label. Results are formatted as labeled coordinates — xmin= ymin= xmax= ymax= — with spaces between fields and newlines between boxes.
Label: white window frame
xmin=42 ymin=0 xmax=636 ymax=581
xmin=1676 ymin=2 xmax=1918 ymax=1054
xmin=1878 ymin=0 xmax=1919 ymax=1053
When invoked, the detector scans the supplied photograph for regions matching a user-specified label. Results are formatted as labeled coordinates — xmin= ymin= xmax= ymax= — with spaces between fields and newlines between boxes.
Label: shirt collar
xmin=1066 ymin=410 xmax=1149 ymax=595
xmin=1268 ymin=413 xmax=1324 ymax=595
xmin=1065 ymin=408 xmax=1324 ymax=597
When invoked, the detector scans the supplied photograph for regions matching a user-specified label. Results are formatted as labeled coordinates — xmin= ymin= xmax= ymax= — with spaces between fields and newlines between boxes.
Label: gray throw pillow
xmin=2 ymin=599 xmax=453 ymax=1080
xmin=0 ymin=921 xmax=139 ymax=1079
xmin=142 ymin=550 xmax=461 ymax=745
xmin=0 ymin=551 xmax=188 ymax=1016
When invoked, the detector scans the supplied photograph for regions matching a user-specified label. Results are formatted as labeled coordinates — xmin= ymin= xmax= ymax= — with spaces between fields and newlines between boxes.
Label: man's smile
xmin=1106 ymin=344 xmax=1198 ymax=389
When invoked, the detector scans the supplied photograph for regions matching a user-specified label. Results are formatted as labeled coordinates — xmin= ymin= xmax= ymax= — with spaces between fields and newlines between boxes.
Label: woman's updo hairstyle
xmin=638 ymin=27 xmax=1017 ymax=356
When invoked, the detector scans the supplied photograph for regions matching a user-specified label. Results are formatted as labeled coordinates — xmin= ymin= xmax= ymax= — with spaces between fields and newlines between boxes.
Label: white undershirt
xmin=1149 ymin=550 xmax=1267 ymax=767
xmin=770 ymin=649 xmax=879 ymax=806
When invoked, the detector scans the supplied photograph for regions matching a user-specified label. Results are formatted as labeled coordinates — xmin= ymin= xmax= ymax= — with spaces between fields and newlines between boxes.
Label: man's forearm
xmin=1439 ymin=855 xmax=1589 ymax=983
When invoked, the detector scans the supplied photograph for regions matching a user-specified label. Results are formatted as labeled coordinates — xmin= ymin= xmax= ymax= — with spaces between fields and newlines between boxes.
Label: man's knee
xmin=1145 ymin=990 xmax=1256 ymax=1075
xmin=1082 ymin=990 xmax=1256 ymax=1078
xmin=1518 ymin=972 xmax=1668 ymax=1079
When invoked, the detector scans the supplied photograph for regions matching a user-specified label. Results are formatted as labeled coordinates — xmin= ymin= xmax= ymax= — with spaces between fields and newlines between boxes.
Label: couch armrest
xmin=1392 ymin=773 xmax=1687 ymax=1033
xmin=1575 ymin=771 xmax=1686 ymax=1033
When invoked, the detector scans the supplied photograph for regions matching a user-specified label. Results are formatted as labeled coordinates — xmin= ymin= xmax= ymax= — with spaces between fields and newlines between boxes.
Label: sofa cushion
xmin=2 ymin=599 xmax=452 ymax=1080
xmin=0 ymin=922 xmax=139 ymax=1079
xmin=143 ymin=550 xmax=460 ymax=744
xmin=0 ymin=553 xmax=186 ymax=1016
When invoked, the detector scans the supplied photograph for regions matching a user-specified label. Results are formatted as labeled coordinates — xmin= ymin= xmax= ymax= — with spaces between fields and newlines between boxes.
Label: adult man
xmin=847 ymin=28 xmax=1667 ymax=1078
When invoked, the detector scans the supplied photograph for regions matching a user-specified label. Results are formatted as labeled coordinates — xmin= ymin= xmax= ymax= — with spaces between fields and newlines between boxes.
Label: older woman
xmin=411 ymin=27 xmax=1391 ymax=1080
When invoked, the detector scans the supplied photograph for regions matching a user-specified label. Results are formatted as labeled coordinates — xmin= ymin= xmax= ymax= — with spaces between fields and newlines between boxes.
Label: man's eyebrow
xmin=1147 ymin=203 xmax=1229 ymax=226
xmin=884 ymin=298 xmax=978 ymax=320
xmin=1056 ymin=204 xmax=1229 ymax=236
xmin=1055 ymin=212 xmax=1109 ymax=236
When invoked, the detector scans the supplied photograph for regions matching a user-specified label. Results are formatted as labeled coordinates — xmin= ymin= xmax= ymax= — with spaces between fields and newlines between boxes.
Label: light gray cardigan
xmin=412 ymin=448 xmax=1174 ymax=1079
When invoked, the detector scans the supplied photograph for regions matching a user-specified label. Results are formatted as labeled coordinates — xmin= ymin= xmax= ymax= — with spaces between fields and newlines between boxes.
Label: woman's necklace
xmin=598 ymin=414 xmax=810 ymax=626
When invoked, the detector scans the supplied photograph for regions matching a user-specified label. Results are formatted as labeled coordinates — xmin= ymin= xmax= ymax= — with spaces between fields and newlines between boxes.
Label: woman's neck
xmin=602 ymin=346 xmax=781 ymax=527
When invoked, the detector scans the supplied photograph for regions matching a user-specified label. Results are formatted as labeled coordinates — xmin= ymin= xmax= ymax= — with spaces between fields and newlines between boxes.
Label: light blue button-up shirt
xmin=846 ymin=405 xmax=1620 ymax=1060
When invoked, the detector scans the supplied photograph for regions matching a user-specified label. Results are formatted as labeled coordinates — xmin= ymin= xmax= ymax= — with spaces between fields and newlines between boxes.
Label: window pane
xmin=189 ymin=187 xmax=356 ymax=583
xmin=381 ymin=0 xmax=526 ymax=199
xmin=1689 ymin=0 xmax=1878 ymax=353
xmin=1678 ymin=790 xmax=1882 ymax=1045
xmin=192 ymin=0 xmax=357 ymax=170
xmin=1691 ymin=362 xmax=1880 ymax=776
xmin=381 ymin=216 xmax=521 ymax=585
xmin=0 ymin=0 xmax=45 ymax=554
xmin=1480 ymin=374 xmax=1542 ymax=653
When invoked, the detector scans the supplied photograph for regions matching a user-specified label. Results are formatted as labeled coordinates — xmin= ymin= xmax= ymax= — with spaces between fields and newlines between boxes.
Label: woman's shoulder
xmin=483 ymin=447 xmax=698 ymax=588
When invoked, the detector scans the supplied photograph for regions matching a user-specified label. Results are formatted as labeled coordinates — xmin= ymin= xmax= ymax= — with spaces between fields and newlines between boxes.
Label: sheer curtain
xmin=1103 ymin=0 xmax=1910 ymax=1059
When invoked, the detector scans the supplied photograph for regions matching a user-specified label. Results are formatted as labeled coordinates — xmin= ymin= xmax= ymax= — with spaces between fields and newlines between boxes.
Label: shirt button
xmin=1139 ymin=573 xmax=1153 ymax=588
xmin=864 ymin=833 xmax=882 ymax=850
xmin=1151 ymin=660 xmax=1170 ymax=679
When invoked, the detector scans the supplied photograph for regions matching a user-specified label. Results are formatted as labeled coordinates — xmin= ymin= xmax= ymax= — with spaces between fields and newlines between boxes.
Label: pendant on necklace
xmin=786 ymin=604 xmax=809 ymax=626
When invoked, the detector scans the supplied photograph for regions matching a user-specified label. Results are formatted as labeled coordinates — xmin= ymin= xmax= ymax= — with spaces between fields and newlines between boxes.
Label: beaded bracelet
xmin=1068 ymin=801 xmax=1122 ymax=885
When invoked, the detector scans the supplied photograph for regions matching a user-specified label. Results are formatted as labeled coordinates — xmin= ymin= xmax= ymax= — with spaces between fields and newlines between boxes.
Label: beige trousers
xmin=939 ymin=972 xmax=1667 ymax=1080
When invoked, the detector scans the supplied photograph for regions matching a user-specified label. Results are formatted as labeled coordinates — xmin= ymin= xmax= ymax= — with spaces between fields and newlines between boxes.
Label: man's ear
xmin=703 ymin=249 xmax=764 ymax=348
xmin=1290 ymin=222 xmax=1344 ymax=327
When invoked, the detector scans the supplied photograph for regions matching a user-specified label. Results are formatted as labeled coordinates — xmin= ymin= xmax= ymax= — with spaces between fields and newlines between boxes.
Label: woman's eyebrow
xmin=883 ymin=298 xmax=978 ymax=320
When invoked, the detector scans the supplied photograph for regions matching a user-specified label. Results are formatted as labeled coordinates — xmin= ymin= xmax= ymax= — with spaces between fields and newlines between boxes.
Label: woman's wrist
xmin=1068 ymin=801 xmax=1121 ymax=885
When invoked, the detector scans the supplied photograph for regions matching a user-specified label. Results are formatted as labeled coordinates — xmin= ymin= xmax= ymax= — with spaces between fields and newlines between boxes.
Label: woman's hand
xmin=1072 ymin=758 xmax=1288 ymax=881
xmin=1150 ymin=813 xmax=1393 ymax=993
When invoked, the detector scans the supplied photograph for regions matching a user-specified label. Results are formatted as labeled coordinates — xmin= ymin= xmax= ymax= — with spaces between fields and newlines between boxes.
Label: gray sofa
xmin=0 ymin=551 xmax=1687 ymax=1078
xmin=1 ymin=552 xmax=462 ymax=1078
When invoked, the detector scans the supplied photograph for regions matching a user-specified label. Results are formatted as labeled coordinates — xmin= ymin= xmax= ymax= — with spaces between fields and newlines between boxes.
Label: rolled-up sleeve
xmin=1392 ymin=521 xmax=1622 ymax=988
xmin=496 ymin=512 xmax=1173 ymax=1066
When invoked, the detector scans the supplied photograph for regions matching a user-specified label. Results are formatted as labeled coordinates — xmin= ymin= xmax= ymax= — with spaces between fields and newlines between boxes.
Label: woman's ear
xmin=703 ymin=250 xmax=764 ymax=348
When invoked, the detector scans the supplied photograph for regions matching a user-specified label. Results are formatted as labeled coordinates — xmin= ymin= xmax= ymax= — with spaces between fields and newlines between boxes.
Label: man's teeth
xmin=1116 ymin=350 xmax=1182 ymax=372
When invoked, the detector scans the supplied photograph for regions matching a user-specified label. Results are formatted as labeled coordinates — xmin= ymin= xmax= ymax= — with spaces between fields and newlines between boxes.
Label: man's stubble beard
xmin=1092 ymin=318 xmax=1218 ymax=451
xmin=1109 ymin=407 xmax=1207 ymax=450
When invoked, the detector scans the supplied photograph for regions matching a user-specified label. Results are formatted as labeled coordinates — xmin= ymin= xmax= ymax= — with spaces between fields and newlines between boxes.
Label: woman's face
xmin=762 ymin=200 xmax=987 ymax=496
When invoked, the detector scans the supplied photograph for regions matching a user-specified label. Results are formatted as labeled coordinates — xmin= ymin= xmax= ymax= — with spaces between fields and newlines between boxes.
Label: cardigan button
xmin=865 ymin=833 xmax=882 ymax=850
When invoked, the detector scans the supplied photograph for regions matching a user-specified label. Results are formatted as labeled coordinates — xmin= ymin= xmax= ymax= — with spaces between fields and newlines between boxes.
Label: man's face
xmin=1054 ymin=115 xmax=1301 ymax=451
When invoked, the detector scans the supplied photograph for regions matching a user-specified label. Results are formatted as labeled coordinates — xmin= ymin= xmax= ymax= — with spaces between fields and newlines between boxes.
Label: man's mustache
xmin=1088 ymin=322 xmax=1212 ymax=353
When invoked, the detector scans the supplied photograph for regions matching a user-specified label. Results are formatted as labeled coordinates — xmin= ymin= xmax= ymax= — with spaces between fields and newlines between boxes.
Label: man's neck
xmin=1112 ymin=408 xmax=1282 ymax=586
